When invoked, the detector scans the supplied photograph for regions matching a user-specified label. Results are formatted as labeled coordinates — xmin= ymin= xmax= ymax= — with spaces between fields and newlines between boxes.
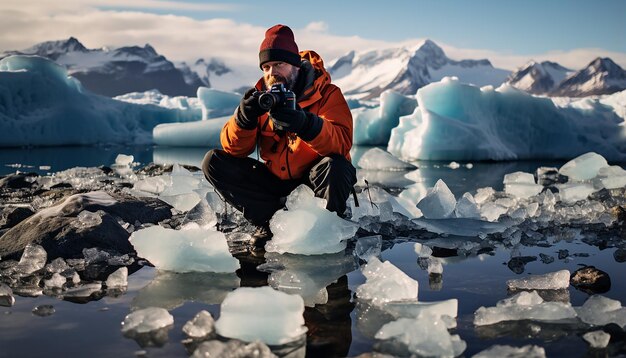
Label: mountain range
xmin=1 ymin=37 xmax=625 ymax=99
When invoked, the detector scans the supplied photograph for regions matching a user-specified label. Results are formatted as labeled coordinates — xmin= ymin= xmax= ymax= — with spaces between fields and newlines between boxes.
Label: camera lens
xmin=258 ymin=93 xmax=276 ymax=110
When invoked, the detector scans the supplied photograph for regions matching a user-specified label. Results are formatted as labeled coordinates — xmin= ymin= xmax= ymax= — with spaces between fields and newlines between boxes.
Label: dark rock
xmin=507 ymin=256 xmax=537 ymax=274
xmin=539 ymin=253 xmax=555 ymax=264
xmin=0 ymin=206 xmax=34 ymax=230
xmin=32 ymin=304 xmax=55 ymax=317
xmin=0 ymin=172 xmax=39 ymax=189
xmin=614 ymin=248 xmax=626 ymax=263
xmin=50 ymin=183 xmax=73 ymax=189
xmin=0 ymin=191 xmax=172 ymax=259
xmin=98 ymin=166 xmax=113 ymax=175
xmin=558 ymin=249 xmax=569 ymax=259
xmin=570 ymin=266 xmax=611 ymax=294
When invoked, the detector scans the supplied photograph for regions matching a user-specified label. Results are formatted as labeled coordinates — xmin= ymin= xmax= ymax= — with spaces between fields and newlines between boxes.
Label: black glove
xmin=270 ymin=106 xmax=323 ymax=141
xmin=235 ymin=88 xmax=265 ymax=130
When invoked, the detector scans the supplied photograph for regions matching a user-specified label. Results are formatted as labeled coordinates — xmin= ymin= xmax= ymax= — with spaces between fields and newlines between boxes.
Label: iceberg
xmin=352 ymin=90 xmax=417 ymax=145
xmin=129 ymin=224 xmax=239 ymax=273
xmin=214 ymin=286 xmax=307 ymax=345
xmin=153 ymin=116 xmax=229 ymax=147
xmin=388 ymin=78 xmax=626 ymax=161
xmin=0 ymin=55 xmax=198 ymax=146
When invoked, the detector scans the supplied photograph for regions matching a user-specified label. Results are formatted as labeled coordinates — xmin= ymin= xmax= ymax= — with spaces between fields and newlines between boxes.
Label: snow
xmin=214 ymin=286 xmax=307 ymax=345
xmin=129 ymin=224 xmax=239 ymax=273
xmin=0 ymin=55 xmax=199 ymax=146
xmin=265 ymin=185 xmax=359 ymax=255
xmin=387 ymin=78 xmax=626 ymax=161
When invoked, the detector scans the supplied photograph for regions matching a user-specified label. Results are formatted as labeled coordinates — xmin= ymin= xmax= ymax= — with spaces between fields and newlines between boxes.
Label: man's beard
xmin=264 ymin=67 xmax=298 ymax=90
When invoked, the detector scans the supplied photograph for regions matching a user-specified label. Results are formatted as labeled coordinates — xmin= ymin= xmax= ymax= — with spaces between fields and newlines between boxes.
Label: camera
xmin=258 ymin=84 xmax=296 ymax=111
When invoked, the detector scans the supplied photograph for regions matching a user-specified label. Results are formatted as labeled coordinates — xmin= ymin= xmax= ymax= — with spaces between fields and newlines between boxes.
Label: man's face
xmin=262 ymin=61 xmax=299 ymax=89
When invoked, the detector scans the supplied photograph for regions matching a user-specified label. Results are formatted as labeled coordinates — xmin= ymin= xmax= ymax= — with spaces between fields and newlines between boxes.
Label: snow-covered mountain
xmin=0 ymin=37 xmax=203 ymax=97
xmin=328 ymin=40 xmax=510 ymax=99
xmin=175 ymin=58 xmax=253 ymax=94
xmin=506 ymin=61 xmax=573 ymax=95
xmin=551 ymin=57 xmax=626 ymax=97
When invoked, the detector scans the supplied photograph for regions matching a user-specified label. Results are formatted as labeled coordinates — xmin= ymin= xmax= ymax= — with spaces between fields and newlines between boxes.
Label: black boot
xmin=251 ymin=223 xmax=273 ymax=250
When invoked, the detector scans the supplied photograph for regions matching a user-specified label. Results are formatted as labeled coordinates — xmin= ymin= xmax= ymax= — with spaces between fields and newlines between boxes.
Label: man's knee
xmin=311 ymin=154 xmax=356 ymax=185
xmin=201 ymin=149 xmax=219 ymax=180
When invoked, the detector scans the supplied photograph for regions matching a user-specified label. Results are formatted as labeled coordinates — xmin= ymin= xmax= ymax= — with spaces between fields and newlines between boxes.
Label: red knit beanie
xmin=259 ymin=24 xmax=301 ymax=69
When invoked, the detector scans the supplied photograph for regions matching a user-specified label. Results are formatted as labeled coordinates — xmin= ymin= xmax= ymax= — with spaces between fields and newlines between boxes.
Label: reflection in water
xmin=123 ymin=325 xmax=173 ymax=348
xmin=131 ymin=271 xmax=240 ymax=310
xmin=152 ymin=146 xmax=209 ymax=168
xmin=260 ymin=251 xmax=357 ymax=306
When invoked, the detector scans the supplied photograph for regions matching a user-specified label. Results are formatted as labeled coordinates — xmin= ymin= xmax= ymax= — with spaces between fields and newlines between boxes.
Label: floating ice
xmin=413 ymin=217 xmax=511 ymax=237
xmin=215 ymin=286 xmax=307 ymax=345
xmin=556 ymin=183 xmax=596 ymax=203
xmin=506 ymin=270 xmax=571 ymax=290
xmin=480 ymin=202 xmax=508 ymax=222
xmin=375 ymin=315 xmax=466 ymax=358
xmin=582 ymin=331 xmax=611 ymax=348
xmin=575 ymin=294 xmax=626 ymax=327
xmin=474 ymin=291 xmax=577 ymax=326
xmin=355 ymin=235 xmax=382 ymax=261
xmin=383 ymin=298 xmax=458 ymax=320
xmin=16 ymin=244 xmax=47 ymax=274
xmin=427 ymin=257 xmax=444 ymax=274
xmin=472 ymin=344 xmax=546 ymax=358
xmin=191 ymin=340 xmax=276 ymax=358
xmin=356 ymin=257 xmax=418 ymax=306
xmin=153 ymin=116 xmax=230 ymax=147
xmin=352 ymin=90 xmax=417 ymax=145
xmin=196 ymin=87 xmax=240 ymax=120
xmin=63 ymin=282 xmax=102 ymax=298
xmin=559 ymin=152 xmax=609 ymax=181
xmin=414 ymin=243 xmax=433 ymax=258
xmin=121 ymin=307 xmax=174 ymax=334
xmin=416 ymin=179 xmax=456 ymax=219
xmin=130 ymin=224 xmax=239 ymax=273
xmin=183 ymin=310 xmax=214 ymax=339
xmin=350 ymin=185 xmax=420 ymax=220
xmin=454 ymin=192 xmax=481 ymax=219
xmin=106 ymin=267 xmax=128 ymax=288
xmin=115 ymin=154 xmax=134 ymax=166
xmin=0 ymin=55 xmax=198 ymax=146
xmin=387 ymin=79 xmax=626 ymax=161
xmin=44 ymin=273 xmax=66 ymax=289
xmin=0 ymin=283 xmax=15 ymax=307
xmin=357 ymin=148 xmax=416 ymax=171
xmin=266 ymin=185 xmax=358 ymax=255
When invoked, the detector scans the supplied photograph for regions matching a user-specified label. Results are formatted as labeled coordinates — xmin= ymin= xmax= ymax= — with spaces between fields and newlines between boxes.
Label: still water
xmin=1 ymin=145 xmax=625 ymax=357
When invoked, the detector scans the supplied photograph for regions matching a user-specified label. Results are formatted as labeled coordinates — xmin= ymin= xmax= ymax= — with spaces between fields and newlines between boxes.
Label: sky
xmin=0 ymin=0 xmax=625 ymax=71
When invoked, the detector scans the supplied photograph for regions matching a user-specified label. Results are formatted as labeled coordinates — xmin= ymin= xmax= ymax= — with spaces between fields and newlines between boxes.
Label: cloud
xmin=0 ymin=3 xmax=624 ymax=74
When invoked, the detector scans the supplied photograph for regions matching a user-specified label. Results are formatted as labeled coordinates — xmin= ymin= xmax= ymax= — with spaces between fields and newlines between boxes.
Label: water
xmin=1 ymin=145 xmax=626 ymax=357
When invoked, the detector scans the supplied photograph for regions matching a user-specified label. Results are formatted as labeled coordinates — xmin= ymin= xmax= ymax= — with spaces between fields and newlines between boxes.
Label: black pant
xmin=202 ymin=149 xmax=357 ymax=226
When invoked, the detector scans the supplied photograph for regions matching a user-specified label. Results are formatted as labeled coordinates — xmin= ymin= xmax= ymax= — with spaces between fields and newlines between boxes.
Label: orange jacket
xmin=220 ymin=50 xmax=353 ymax=180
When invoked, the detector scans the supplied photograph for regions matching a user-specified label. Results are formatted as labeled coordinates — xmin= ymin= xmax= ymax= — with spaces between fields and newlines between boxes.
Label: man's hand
xmin=270 ymin=106 xmax=323 ymax=141
xmin=235 ymin=88 xmax=265 ymax=130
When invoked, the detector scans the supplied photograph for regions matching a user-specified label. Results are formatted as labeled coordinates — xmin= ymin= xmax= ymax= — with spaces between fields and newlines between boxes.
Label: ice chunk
xmin=159 ymin=192 xmax=201 ymax=212
xmin=182 ymin=310 xmax=214 ymax=339
xmin=16 ymin=244 xmax=47 ymax=274
xmin=413 ymin=217 xmax=511 ymax=237
xmin=191 ymin=340 xmax=276 ymax=358
xmin=414 ymin=243 xmax=433 ymax=258
xmin=115 ymin=154 xmax=134 ymax=166
xmin=480 ymin=202 xmax=508 ymax=222
xmin=556 ymin=183 xmax=596 ymax=203
xmin=0 ymin=283 xmax=15 ymax=307
xmin=355 ymin=235 xmax=382 ymax=261
xmin=106 ymin=267 xmax=128 ymax=288
xmin=448 ymin=161 xmax=460 ymax=169
xmin=383 ymin=298 xmax=458 ymax=320
xmin=505 ymin=183 xmax=544 ymax=199
xmin=266 ymin=185 xmax=358 ymax=255
xmin=582 ymin=331 xmax=611 ymax=348
xmin=472 ymin=345 xmax=546 ymax=358
xmin=474 ymin=291 xmax=577 ymax=326
xmin=358 ymin=148 xmax=416 ymax=171
xmin=375 ymin=315 xmax=466 ymax=358
xmin=134 ymin=176 xmax=171 ymax=195
xmin=416 ymin=179 xmax=456 ymax=219
xmin=44 ymin=273 xmax=66 ymax=289
xmin=75 ymin=210 xmax=103 ymax=229
xmin=183 ymin=198 xmax=218 ymax=229
xmin=215 ymin=286 xmax=307 ymax=345
xmin=63 ymin=283 xmax=102 ymax=298
xmin=121 ymin=307 xmax=174 ymax=334
xmin=130 ymin=224 xmax=239 ymax=273
xmin=503 ymin=171 xmax=536 ymax=184
xmin=594 ymin=165 xmax=626 ymax=190
xmin=427 ymin=257 xmax=443 ymax=274
xmin=559 ymin=152 xmax=609 ymax=181
xmin=474 ymin=187 xmax=495 ymax=204
xmin=506 ymin=270 xmax=570 ymax=290
xmin=45 ymin=258 xmax=70 ymax=273
xmin=356 ymin=257 xmax=418 ymax=306
xmin=454 ymin=192 xmax=481 ymax=219
xmin=575 ymin=295 xmax=626 ymax=327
